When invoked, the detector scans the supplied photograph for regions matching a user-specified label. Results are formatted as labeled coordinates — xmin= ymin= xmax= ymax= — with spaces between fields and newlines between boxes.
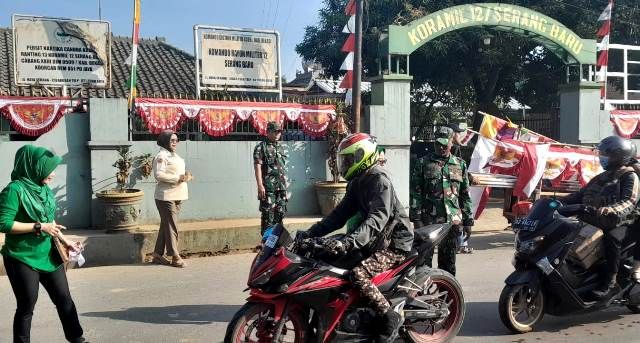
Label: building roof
xmin=0 ymin=28 xmax=197 ymax=98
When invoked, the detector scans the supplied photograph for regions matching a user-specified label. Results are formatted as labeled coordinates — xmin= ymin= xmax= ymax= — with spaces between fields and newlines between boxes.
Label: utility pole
xmin=353 ymin=0 xmax=363 ymax=132
xmin=98 ymin=0 xmax=102 ymax=20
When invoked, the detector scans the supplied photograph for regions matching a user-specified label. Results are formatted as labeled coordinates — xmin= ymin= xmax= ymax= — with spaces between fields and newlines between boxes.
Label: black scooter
xmin=499 ymin=198 xmax=640 ymax=333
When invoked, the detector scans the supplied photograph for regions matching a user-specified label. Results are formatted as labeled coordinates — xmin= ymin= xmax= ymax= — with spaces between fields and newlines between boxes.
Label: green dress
xmin=0 ymin=145 xmax=62 ymax=272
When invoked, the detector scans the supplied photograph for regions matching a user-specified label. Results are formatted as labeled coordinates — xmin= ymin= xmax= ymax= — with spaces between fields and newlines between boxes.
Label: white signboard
xmin=13 ymin=15 xmax=111 ymax=88
xmin=198 ymin=27 xmax=279 ymax=89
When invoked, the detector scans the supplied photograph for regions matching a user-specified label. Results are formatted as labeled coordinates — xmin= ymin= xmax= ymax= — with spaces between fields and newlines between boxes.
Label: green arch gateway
xmin=380 ymin=3 xmax=597 ymax=65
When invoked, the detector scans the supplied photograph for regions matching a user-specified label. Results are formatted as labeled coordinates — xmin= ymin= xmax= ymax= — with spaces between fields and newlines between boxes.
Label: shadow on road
xmin=468 ymin=232 xmax=515 ymax=252
xmin=458 ymin=301 xmax=635 ymax=337
xmin=82 ymin=304 xmax=241 ymax=324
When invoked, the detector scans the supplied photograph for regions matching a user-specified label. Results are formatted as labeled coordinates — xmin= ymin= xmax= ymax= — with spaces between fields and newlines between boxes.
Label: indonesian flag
xmin=511 ymin=141 xmax=551 ymax=198
xmin=469 ymin=136 xmax=496 ymax=219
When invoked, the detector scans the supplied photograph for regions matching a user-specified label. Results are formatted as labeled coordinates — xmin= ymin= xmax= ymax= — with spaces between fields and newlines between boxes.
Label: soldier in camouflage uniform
xmin=410 ymin=126 xmax=474 ymax=276
xmin=253 ymin=121 xmax=288 ymax=235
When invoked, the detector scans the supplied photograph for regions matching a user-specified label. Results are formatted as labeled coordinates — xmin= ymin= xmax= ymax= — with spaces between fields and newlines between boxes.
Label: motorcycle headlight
xmin=516 ymin=235 xmax=545 ymax=254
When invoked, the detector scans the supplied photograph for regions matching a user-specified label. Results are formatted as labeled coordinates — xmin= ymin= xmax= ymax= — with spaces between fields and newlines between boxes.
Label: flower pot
xmin=95 ymin=189 xmax=144 ymax=233
xmin=314 ymin=181 xmax=348 ymax=216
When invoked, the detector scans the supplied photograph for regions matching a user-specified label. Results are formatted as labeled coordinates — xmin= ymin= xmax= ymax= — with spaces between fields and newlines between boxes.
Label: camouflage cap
xmin=435 ymin=126 xmax=454 ymax=146
xmin=267 ymin=121 xmax=282 ymax=132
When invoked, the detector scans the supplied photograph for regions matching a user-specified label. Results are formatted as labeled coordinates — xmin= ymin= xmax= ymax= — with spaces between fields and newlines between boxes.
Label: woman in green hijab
xmin=0 ymin=145 xmax=86 ymax=343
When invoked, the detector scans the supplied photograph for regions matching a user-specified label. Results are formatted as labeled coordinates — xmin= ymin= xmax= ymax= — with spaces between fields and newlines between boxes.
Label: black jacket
xmin=562 ymin=166 xmax=640 ymax=230
xmin=308 ymin=166 xmax=414 ymax=252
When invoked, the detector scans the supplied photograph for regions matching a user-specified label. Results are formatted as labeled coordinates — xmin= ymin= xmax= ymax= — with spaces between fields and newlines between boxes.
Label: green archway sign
xmin=383 ymin=3 xmax=596 ymax=65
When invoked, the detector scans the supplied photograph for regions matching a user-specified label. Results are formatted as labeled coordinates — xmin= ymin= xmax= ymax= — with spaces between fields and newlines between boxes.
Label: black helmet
xmin=597 ymin=136 xmax=637 ymax=170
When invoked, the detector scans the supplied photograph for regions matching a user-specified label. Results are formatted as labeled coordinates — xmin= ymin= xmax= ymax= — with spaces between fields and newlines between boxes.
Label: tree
xmin=296 ymin=0 xmax=640 ymax=131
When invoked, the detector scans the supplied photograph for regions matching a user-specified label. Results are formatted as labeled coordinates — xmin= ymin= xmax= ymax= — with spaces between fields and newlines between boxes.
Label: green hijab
xmin=10 ymin=145 xmax=61 ymax=223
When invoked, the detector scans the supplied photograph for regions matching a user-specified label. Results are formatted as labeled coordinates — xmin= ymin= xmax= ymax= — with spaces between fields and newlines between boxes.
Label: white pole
xmin=194 ymin=25 xmax=201 ymax=100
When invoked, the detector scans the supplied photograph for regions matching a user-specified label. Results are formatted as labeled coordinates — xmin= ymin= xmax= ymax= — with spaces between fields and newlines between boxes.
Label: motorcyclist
xmin=561 ymin=136 xmax=640 ymax=298
xmin=300 ymin=133 xmax=414 ymax=343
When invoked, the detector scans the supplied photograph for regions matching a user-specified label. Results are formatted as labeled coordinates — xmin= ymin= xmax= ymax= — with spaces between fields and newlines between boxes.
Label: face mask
xmin=599 ymin=156 xmax=609 ymax=170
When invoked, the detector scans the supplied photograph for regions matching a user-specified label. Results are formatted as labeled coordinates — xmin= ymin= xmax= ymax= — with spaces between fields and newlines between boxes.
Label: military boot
xmin=376 ymin=309 xmax=402 ymax=343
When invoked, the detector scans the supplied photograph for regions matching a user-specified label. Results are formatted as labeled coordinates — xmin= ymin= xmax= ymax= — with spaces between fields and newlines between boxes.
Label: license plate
xmin=513 ymin=218 xmax=538 ymax=231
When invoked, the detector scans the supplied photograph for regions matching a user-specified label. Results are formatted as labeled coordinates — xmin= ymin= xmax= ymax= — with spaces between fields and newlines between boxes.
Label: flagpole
xmin=604 ymin=0 xmax=613 ymax=109
xmin=127 ymin=0 xmax=140 ymax=111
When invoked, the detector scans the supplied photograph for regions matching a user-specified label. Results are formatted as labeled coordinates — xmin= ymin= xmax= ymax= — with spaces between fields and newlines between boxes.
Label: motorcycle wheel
xmin=223 ymin=303 xmax=307 ymax=343
xmin=499 ymin=284 xmax=545 ymax=334
xmin=404 ymin=269 xmax=465 ymax=343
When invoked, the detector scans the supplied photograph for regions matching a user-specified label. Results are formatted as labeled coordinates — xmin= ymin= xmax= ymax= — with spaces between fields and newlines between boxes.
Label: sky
xmin=0 ymin=0 xmax=325 ymax=80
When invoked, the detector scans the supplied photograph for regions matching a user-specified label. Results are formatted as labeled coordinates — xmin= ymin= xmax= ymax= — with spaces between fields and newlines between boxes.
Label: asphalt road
xmin=1 ymin=232 xmax=639 ymax=342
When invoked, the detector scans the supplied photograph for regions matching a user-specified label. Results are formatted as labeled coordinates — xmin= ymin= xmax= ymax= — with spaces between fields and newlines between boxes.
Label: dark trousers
xmin=3 ymin=256 xmax=83 ymax=343
xmin=424 ymin=226 xmax=459 ymax=276
xmin=604 ymin=225 xmax=627 ymax=277
xmin=154 ymin=199 xmax=182 ymax=257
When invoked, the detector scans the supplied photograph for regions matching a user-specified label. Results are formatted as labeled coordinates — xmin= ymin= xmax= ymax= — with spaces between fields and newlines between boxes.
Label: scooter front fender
xmin=505 ymin=269 xmax=542 ymax=292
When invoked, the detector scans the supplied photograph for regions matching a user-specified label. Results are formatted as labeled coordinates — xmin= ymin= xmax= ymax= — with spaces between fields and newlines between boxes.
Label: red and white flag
xmin=596 ymin=0 xmax=613 ymax=99
xmin=469 ymin=136 xmax=496 ymax=219
xmin=511 ymin=141 xmax=551 ymax=198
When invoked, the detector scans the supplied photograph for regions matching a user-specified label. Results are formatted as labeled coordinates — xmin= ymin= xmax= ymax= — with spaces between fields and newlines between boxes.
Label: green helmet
xmin=337 ymin=133 xmax=379 ymax=180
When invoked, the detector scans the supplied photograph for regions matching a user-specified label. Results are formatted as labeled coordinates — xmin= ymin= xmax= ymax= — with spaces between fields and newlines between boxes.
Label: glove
xmin=584 ymin=205 xmax=598 ymax=216
xmin=598 ymin=207 xmax=616 ymax=217
xmin=295 ymin=230 xmax=311 ymax=242
xmin=325 ymin=238 xmax=351 ymax=256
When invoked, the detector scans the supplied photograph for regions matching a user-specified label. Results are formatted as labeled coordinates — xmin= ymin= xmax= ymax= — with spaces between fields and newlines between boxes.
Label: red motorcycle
xmin=224 ymin=223 xmax=465 ymax=343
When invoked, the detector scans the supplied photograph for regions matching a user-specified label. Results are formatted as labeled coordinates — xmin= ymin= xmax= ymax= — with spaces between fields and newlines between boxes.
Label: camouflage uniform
xmin=254 ymin=123 xmax=288 ymax=235
xmin=410 ymin=127 xmax=473 ymax=276
xmin=352 ymin=249 xmax=407 ymax=314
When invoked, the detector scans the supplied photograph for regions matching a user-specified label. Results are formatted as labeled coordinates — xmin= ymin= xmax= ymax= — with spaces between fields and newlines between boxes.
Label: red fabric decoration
xmin=610 ymin=110 xmax=640 ymax=138
xmin=199 ymin=108 xmax=235 ymax=137
xmin=252 ymin=109 xmax=285 ymax=136
xmin=138 ymin=106 xmax=184 ymax=134
xmin=345 ymin=0 xmax=356 ymax=15
xmin=298 ymin=111 xmax=332 ymax=137
xmin=0 ymin=97 xmax=75 ymax=136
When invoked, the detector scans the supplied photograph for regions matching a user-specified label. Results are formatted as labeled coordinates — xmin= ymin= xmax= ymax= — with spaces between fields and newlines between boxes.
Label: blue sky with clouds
xmin=0 ymin=0 xmax=324 ymax=80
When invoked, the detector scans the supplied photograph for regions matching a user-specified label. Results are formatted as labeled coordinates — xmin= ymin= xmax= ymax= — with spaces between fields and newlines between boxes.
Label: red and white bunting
xmin=340 ymin=52 xmax=354 ymax=71
xmin=596 ymin=1 xmax=613 ymax=100
xmin=134 ymin=98 xmax=337 ymax=137
xmin=341 ymin=34 xmax=355 ymax=53
xmin=610 ymin=110 xmax=640 ymax=138
xmin=339 ymin=70 xmax=353 ymax=89
xmin=0 ymin=96 xmax=77 ymax=136
xmin=342 ymin=15 xmax=355 ymax=34
xmin=345 ymin=0 xmax=356 ymax=15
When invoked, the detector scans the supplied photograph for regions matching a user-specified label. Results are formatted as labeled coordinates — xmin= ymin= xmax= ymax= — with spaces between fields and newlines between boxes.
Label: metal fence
xmin=512 ymin=110 xmax=560 ymax=141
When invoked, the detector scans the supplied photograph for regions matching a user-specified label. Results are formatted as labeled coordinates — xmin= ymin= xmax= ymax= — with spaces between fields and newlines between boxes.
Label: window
xmin=629 ymin=50 xmax=640 ymax=62
xmin=607 ymin=76 xmax=625 ymax=100
xmin=609 ymin=49 xmax=624 ymax=73
xmin=630 ymin=75 xmax=640 ymax=91
xmin=628 ymin=63 xmax=640 ymax=75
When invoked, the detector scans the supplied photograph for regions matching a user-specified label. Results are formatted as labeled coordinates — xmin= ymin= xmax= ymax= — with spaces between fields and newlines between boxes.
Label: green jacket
xmin=410 ymin=152 xmax=474 ymax=227
xmin=0 ymin=145 xmax=62 ymax=272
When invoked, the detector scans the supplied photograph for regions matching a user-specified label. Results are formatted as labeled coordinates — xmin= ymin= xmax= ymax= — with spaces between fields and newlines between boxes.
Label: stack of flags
xmin=339 ymin=0 xmax=356 ymax=105
xmin=596 ymin=0 xmax=613 ymax=101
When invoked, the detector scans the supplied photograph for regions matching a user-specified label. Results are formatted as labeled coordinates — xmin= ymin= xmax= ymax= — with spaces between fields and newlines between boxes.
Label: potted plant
xmin=95 ymin=146 xmax=153 ymax=233
xmin=314 ymin=103 xmax=350 ymax=216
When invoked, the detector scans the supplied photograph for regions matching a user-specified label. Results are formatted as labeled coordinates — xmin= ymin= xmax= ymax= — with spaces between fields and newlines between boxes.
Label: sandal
xmin=171 ymin=257 xmax=187 ymax=268
xmin=458 ymin=246 xmax=474 ymax=254
xmin=151 ymin=253 xmax=170 ymax=265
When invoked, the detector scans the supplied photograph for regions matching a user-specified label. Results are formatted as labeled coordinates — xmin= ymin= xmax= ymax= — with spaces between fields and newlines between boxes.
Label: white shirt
xmin=153 ymin=147 xmax=188 ymax=201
